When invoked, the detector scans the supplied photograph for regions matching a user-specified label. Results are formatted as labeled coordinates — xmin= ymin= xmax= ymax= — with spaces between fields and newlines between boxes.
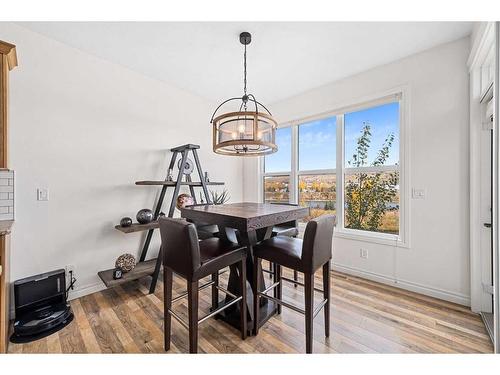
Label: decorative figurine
xmin=112 ymin=268 xmax=123 ymax=280
xmin=177 ymin=158 xmax=194 ymax=175
xmin=119 ymin=217 xmax=133 ymax=227
xmin=115 ymin=253 xmax=136 ymax=273
xmin=176 ymin=193 xmax=194 ymax=210
xmin=204 ymin=171 xmax=210 ymax=182
xmin=199 ymin=192 xmax=204 ymax=204
xmin=167 ymin=168 xmax=174 ymax=182
xmin=136 ymin=208 xmax=154 ymax=224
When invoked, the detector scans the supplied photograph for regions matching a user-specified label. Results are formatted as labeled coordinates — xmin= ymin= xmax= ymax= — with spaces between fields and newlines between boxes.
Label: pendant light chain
xmin=243 ymin=43 xmax=247 ymax=110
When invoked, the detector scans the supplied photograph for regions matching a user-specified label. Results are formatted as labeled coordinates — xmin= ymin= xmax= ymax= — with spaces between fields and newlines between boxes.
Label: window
xmin=264 ymin=127 xmax=291 ymax=174
xmin=263 ymin=127 xmax=292 ymax=203
xmin=262 ymin=93 xmax=404 ymax=243
xmin=298 ymin=174 xmax=336 ymax=222
xmin=299 ymin=117 xmax=336 ymax=170
xmin=343 ymin=102 xmax=400 ymax=235
xmin=264 ymin=176 xmax=290 ymax=203
xmin=297 ymin=116 xmax=336 ymax=222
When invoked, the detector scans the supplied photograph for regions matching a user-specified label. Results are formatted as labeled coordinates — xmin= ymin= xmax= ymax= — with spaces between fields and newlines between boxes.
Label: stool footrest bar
xmin=262 ymin=280 xmax=280 ymax=295
xmin=258 ymin=291 xmax=305 ymax=315
xmin=281 ymin=276 xmax=323 ymax=293
xmin=171 ymin=280 xmax=214 ymax=304
xmin=167 ymin=308 xmax=189 ymax=330
xmin=198 ymin=296 xmax=242 ymax=325
xmin=215 ymin=285 xmax=238 ymax=299
xmin=313 ymin=299 xmax=328 ymax=318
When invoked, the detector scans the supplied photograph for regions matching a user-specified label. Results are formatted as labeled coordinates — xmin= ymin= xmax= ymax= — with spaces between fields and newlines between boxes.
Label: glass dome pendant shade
xmin=211 ymin=32 xmax=278 ymax=156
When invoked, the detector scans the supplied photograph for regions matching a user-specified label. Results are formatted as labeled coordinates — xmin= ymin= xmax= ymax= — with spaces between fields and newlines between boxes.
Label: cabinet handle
xmin=484 ymin=223 xmax=492 ymax=228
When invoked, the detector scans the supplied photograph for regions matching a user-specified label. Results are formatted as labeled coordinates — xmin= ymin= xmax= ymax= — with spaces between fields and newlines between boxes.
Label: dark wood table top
xmin=181 ymin=202 xmax=309 ymax=232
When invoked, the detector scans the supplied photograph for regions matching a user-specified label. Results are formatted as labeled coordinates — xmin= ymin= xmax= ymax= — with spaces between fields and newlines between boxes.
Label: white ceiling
xmin=18 ymin=22 xmax=474 ymax=104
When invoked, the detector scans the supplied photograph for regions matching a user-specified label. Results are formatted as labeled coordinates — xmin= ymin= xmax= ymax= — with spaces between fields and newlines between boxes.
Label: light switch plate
xmin=359 ymin=249 xmax=368 ymax=259
xmin=37 ymin=188 xmax=49 ymax=201
xmin=412 ymin=188 xmax=425 ymax=199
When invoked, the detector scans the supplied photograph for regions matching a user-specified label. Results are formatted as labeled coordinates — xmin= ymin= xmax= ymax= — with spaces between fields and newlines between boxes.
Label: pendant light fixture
xmin=211 ymin=32 xmax=278 ymax=156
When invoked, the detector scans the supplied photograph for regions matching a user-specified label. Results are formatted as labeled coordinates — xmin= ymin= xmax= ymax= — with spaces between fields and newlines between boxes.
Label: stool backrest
xmin=159 ymin=217 xmax=200 ymax=279
xmin=301 ymin=214 xmax=336 ymax=272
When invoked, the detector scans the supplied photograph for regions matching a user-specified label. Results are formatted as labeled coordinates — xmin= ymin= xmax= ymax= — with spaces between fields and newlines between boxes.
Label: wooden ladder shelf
xmin=98 ymin=144 xmax=224 ymax=293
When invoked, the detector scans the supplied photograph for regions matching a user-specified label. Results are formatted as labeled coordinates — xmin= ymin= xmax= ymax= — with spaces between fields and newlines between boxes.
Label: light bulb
xmin=231 ymin=132 xmax=238 ymax=140
xmin=238 ymin=124 xmax=245 ymax=133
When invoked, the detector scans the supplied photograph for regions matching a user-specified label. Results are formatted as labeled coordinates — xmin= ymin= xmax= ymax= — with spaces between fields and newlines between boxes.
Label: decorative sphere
xmin=176 ymin=194 xmax=194 ymax=210
xmin=136 ymin=209 xmax=154 ymax=224
xmin=115 ymin=253 xmax=136 ymax=273
xmin=119 ymin=217 xmax=133 ymax=227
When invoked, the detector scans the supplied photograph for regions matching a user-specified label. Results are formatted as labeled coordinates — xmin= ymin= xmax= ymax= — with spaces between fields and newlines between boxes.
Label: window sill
xmin=334 ymin=228 xmax=409 ymax=248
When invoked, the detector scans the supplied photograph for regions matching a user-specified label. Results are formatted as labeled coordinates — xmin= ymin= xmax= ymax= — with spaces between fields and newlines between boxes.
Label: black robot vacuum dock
xmin=10 ymin=269 xmax=74 ymax=344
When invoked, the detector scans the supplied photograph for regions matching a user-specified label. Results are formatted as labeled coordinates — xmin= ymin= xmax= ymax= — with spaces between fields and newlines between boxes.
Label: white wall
xmin=0 ymin=23 xmax=243 ymax=299
xmin=244 ymin=37 xmax=471 ymax=305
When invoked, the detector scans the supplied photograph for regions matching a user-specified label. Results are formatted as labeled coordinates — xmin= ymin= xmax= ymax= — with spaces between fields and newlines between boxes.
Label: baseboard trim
xmin=332 ymin=262 xmax=471 ymax=307
xmin=67 ymin=282 xmax=107 ymax=301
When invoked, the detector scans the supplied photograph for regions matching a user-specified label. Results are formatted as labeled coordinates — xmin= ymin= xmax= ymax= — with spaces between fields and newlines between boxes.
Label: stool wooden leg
xmin=304 ymin=272 xmax=314 ymax=354
xmin=187 ymin=280 xmax=199 ymax=353
xmin=238 ymin=259 xmax=247 ymax=340
xmin=163 ymin=268 xmax=173 ymax=351
xmin=253 ymin=256 xmax=261 ymax=335
xmin=211 ymin=272 xmax=219 ymax=311
xmin=323 ymin=262 xmax=331 ymax=337
xmin=274 ymin=264 xmax=282 ymax=314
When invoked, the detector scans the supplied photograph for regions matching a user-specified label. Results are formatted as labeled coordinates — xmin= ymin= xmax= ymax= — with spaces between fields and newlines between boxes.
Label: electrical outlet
xmin=37 ymin=188 xmax=49 ymax=201
xmin=359 ymin=249 xmax=368 ymax=259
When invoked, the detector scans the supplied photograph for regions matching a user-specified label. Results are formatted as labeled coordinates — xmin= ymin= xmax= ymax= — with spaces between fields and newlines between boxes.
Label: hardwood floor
xmin=8 ymin=266 xmax=493 ymax=354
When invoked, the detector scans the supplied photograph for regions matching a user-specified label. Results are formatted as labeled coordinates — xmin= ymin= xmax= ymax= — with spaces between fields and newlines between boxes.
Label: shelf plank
xmin=98 ymin=259 xmax=157 ymax=288
xmin=135 ymin=180 xmax=224 ymax=186
xmin=115 ymin=221 xmax=159 ymax=233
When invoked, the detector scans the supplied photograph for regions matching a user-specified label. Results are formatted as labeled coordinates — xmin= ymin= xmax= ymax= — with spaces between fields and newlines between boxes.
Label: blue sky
xmin=265 ymin=102 xmax=399 ymax=173
xmin=344 ymin=102 xmax=399 ymax=167
xmin=265 ymin=127 xmax=292 ymax=173
xmin=299 ymin=116 xmax=336 ymax=170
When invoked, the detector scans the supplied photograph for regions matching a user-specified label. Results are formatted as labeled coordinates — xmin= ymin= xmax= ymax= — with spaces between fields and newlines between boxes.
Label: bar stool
xmin=252 ymin=214 xmax=335 ymax=353
xmin=159 ymin=217 xmax=247 ymax=353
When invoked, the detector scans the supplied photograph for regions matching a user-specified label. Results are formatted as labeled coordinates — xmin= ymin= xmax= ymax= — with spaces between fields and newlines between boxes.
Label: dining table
xmin=180 ymin=202 xmax=309 ymax=334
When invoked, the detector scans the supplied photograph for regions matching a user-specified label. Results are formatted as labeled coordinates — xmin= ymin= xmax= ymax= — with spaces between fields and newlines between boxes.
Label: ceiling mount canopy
xmin=211 ymin=32 xmax=278 ymax=157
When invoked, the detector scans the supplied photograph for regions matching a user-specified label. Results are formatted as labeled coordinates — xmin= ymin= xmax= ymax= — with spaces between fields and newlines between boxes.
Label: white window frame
xmin=261 ymin=88 xmax=409 ymax=247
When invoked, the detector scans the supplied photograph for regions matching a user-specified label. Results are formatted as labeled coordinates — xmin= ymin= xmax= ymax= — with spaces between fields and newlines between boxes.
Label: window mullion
xmin=337 ymin=114 xmax=344 ymax=229
xmin=291 ymin=123 xmax=299 ymax=204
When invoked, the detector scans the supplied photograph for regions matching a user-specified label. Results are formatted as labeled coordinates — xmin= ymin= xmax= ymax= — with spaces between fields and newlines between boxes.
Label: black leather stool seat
xmin=196 ymin=238 xmax=245 ymax=279
xmin=254 ymin=236 xmax=303 ymax=272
